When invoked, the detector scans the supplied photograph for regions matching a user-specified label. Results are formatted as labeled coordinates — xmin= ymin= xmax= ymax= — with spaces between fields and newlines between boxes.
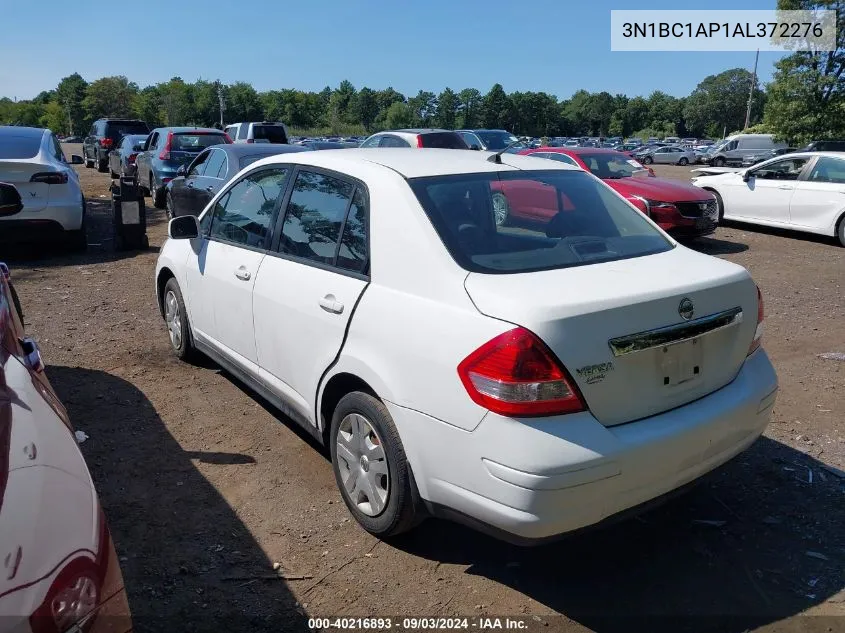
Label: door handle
xmin=777 ymin=185 xmax=794 ymax=190
xmin=318 ymin=294 xmax=344 ymax=314
xmin=234 ymin=266 xmax=251 ymax=281
xmin=205 ymin=186 xmax=214 ymax=192
xmin=187 ymin=181 xmax=194 ymax=188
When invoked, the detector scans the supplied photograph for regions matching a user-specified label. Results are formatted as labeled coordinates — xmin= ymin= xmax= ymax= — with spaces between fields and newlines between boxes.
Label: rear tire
xmin=706 ymin=189 xmax=725 ymax=221
xmin=836 ymin=214 xmax=845 ymax=247
xmin=712 ymin=157 xmax=726 ymax=167
xmin=678 ymin=157 xmax=689 ymax=166
xmin=97 ymin=158 xmax=108 ymax=173
xmin=330 ymin=392 xmax=422 ymax=539
xmin=84 ymin=150 xmax=94 ymax=169
xmin=642 ymin=156 xmax=653 ymax=165
xmin=166 ymin=192 xmax=176 ymax=220
xmin=65 ymin=205 xmax=87 ymax=252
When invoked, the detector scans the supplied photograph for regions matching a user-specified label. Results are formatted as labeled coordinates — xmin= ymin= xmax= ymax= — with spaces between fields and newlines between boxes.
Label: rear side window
xmin=0 ymin=134 xmax=42 ymax=159
xmin=419 ymin=132 xmax=469 ymax=150
xmin=807 ymin=157 xmax=845 ymax=184
xmin=379 ymin=135 xmax=410 ymax=148
xmin=203 ymin=149 xmax=227 ymax=179
xmin=252 ymin=125 xmax=288 ymax=144
xmin=409 ymin=170 xmax=672 ymax=274
xmin=279 ymin=171 xmax=355 ymax=265
xmin=238 ymin=124 xmax=249 ymax=140
xmin=107 ymin=121 xmax=149 ymax=138
xmin=172 ymin=133 xmax=228 ymax=151
xmin=337 ymin=188 xmax=368 ymax=273
xmin=209 ymin=167 xmax=290 ymax=248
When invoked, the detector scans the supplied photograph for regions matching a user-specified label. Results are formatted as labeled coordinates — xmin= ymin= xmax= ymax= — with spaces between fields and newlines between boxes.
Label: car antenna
xmin=487 ymin=139 xmax=523 ymax=164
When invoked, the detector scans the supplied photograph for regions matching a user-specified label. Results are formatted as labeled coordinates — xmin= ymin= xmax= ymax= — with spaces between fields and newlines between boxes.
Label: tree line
xmin=0 ymin=0 xmax=841 ymax=145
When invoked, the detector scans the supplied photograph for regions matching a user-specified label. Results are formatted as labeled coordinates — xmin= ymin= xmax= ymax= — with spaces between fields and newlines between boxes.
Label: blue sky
xmin=0 ymin=0 xmax=784 ymax=101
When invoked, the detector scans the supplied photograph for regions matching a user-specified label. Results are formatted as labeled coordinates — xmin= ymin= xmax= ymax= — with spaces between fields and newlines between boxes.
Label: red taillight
xmin=748 ymin=285 xmax=764 ymax=356
xmin=246 ymin=138 xmax=255 ymax=144
xmin=99 ymin=138 xmax=113 ymax=148
xmin=30 ymin=172 xmax=68 ymax=185
xmin=128 ymin=153 xmax=137 ymax=164
xmin=416 ymin=135 xmax=424 ymax=148
xmin=158 ymin=131 xmax=173 ymax=160
xmin=457 ymin=328 xmax=586 ymax=417
xmin=224 ymin=133 xmax=233 ymax=143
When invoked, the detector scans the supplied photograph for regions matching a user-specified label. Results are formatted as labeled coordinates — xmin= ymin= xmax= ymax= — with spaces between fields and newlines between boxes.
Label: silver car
xmin=640 ymin=145 xmax=696 ymax=166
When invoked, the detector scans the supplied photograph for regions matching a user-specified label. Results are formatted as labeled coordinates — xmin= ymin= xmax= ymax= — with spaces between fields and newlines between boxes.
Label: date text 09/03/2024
xmin=308 ymin=617 xmax=531 ymax=630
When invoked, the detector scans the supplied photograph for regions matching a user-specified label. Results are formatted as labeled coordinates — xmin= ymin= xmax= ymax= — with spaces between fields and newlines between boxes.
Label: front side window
xmin=409 ymin=170 xmax=672 ymax=274
xmin=359 ymin=136 xmax=381 ymax=148
xmin=208 ymin=167 xmax=290 ymax=248
xmin=752 ymin=157 xmax=809 ymax=181
xmin=279 ymin=171 xmax=355 ymax=265
xmin=807 ymin=157 xmax=845 ymax=184
xmin=545 ymin=153 xmax=580 ymax=167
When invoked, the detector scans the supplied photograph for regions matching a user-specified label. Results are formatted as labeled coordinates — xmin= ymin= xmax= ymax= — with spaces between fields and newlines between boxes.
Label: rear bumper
xmin=0 ymin=201 xmax=84 ymax=237
xmin=389 ymin=349 xmax=777 ymax=542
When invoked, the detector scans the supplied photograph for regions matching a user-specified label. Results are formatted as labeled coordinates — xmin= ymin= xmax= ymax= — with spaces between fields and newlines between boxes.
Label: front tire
xmin=162 ymin=278 xmax=196 ymax=361
xmin=166 ymin=192 xmax=176 ymax=220
xmin=97 ymin=158 xmax=108 ymax=173
xmin=84 ymin=149 xmax=94 ymax=169
xmin=678 ymin=157 xmax=689 ymax=166
xmin=642 ymin=156 xmax=653 ymax=165
xmin=712 ymin=157 xmax=726 ymax=167
xmin=150 ymin=173 xmax=165 ymax=209
xmin=330 ymin=392 xmax=421 ymax=538
xmin=836 ymin=214 xmax=845 ymax=247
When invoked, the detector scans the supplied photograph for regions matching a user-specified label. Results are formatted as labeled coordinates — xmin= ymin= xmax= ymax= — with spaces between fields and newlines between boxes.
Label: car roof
xmin=527 ymin=147 xmax=621 ymax=156
xmin=219 ymin=144 xmax=312 ymax=157
xmin=248 ymin=148 xmax=579 ymax=178
xmin=154 ymin=127 xmax=224 ymax=134
xmin=0 ymin=126 xmax=45 ymax=138
xmin=391 ymin=129 xmax=456 ymax=134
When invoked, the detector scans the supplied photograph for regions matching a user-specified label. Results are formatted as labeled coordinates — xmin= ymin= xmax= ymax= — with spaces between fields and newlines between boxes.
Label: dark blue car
xmin=136 ymin=127 xmax=231 ymax=208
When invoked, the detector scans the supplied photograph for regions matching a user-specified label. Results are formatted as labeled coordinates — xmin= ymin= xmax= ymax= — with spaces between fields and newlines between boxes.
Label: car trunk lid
xmin=463 ymin=246 xmax=758 ymax=426
xmin=0 ymin=161 xmax=48 ymax=211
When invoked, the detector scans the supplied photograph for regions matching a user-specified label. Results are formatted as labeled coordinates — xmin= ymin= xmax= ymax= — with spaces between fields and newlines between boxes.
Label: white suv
xmin=224 ymin=121 xmax=290 ymax=144
xmin=156 ymin=148 xmax=777 ymax=543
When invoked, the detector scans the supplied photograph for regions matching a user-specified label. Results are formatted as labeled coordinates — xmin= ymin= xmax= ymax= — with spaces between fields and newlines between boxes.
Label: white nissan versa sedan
xmin=155 ymin=148 xmax=778 ymax=543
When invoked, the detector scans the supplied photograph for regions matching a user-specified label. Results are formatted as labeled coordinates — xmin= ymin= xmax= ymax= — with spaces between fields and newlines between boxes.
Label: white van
xmin=707 ymin=134 xmax=787 ymax=166
xmin=224 ymin=121 xmax=290 ymax=144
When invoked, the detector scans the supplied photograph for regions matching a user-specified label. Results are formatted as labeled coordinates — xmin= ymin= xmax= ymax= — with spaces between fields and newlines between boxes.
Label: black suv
xmin=83 ymin=118 xmax=150 ymax=172
xmin=800 ymin=140 xmax=845 ymax=152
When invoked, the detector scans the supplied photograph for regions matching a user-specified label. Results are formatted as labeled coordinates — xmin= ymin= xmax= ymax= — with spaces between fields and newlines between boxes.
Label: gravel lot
xmin=5 ymin=146 xmax=845 ymax=633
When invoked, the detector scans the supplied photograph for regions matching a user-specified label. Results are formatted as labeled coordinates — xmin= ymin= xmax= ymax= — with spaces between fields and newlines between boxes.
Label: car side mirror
xmin=168 ymin=215 xmax=200 ymax=240
xmin=0 ymin=182 xmax=23 ymax=217
xmin=133 ymin=144 xmax=145 ymax=152
xmin=742 ymin=171 xmax=752 ymax=182
xmin=176 ymin=165 xmax=188 ymax=177
xmin=70 ymin=154 xmax=84 ymax=165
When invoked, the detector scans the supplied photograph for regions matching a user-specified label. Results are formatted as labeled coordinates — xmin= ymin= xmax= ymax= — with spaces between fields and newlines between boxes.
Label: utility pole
xmin=744 ymin=49 xmax=759 ymax=130
xmin=216 ymin=81 xmax=226 ymax=128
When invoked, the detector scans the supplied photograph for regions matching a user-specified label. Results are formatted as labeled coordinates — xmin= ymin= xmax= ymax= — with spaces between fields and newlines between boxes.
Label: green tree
xmin=762 ymin=0 xmax=844 ymax=144
xmin=384 ymin=101 xmax=414 ymax=129
xmin=40 ymin=101 xmax=67 ymax=133
xmin=407 ymin=90 xmax=437 ymax=126
xmin=435 ymin=88 xmax=459 ymax=129
xmin=226 ymin=82 xmax=263 ymax=123
xmin=193 ymin=80 xmax=223 ymax=127
xmin=56 ymin=73 xmax=88 ymax=135
xmin=328 ymin=80 xmax=357 ymax=130
xmin=351 ymin=87 xmax=379 ymax=131
xmin=134 ymin=86 xmax=164 ymax=127
xmin=481 ymin=84 xmax=512 ymax=129
xmin=457 ymin=88 xmax=482 ymax=128
xmin=83 ymin=76 xmax=138 ymax=120
xmin=158 ymin=77 xmax=194 ymax=126
xmin=683 ymin=68 xmax=764 ymax=138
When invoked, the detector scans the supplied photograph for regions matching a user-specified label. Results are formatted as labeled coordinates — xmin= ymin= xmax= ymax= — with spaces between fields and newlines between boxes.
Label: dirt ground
xmin=4 ymin=146 xmax=845 ymax=633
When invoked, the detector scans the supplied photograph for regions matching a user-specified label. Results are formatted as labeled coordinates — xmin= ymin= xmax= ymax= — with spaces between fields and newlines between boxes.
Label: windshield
xmin=108 ymin=122 xmax=149 ymax=138
xmin=252 ymin=125 xmax=288 ymax=144
xmin=579 ymin=153 xmax=645 ymax=179
xmin=475 ymin=131 xmax=521 ymax=150
xmin=409 ymin=170 xmax=672 ymax=274
xmin=0 ymin=134 xmax=41 ymax=158
xmin=172 ymin=133 xmax=228 ymax=151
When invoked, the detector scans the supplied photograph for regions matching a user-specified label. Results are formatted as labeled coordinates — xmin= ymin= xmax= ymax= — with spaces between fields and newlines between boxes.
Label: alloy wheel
xmin=50 ymin=574 xmax=98 ymax=631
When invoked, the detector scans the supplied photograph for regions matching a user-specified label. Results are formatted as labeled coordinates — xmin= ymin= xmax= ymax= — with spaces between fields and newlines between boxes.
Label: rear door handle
xmin=777 ymin=185 xmax=794 ymax=190
xmin=234 ymin=266 xmax=251 ymax=281
xmin=319 ymin=294 xmax=344 ymax=314
xmin=205 ymin=186 xmax=214 ymax=192
xmin=187 ymin=181 xmax=194 ymax=188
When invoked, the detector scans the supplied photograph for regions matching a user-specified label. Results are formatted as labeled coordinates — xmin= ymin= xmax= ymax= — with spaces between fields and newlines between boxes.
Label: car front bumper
xmin=390 ymin=349 xmax=777 ymax=542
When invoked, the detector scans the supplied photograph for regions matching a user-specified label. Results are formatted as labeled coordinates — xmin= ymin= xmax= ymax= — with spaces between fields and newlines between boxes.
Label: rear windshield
xmin=476 ymin=131 xmax=521 ymax=150
xmin=419 ymin=132 xmax=469 ymax=150
xmin=578 ymin=153 xmax=646 ymax=179
xmin=252 ymin=125 xmax=288 ymax=144
xmin=409 ymin=170 xmax=672 ymax=274
xmin=0 ymin=134 xmax=41 ymax=159
xmin=172 ymin=133 xmax=228 ymax=151
xmin=107 ymin=122 xmax=149 ymax=138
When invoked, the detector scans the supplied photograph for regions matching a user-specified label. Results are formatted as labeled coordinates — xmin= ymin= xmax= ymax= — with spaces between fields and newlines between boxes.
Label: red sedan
xmin=515 ymin=147 xmax=718 ymax=238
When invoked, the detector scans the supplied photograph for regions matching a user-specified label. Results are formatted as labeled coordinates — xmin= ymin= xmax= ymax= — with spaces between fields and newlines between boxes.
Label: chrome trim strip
xmin=608 ymin=306 xmax=743 ymax=357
